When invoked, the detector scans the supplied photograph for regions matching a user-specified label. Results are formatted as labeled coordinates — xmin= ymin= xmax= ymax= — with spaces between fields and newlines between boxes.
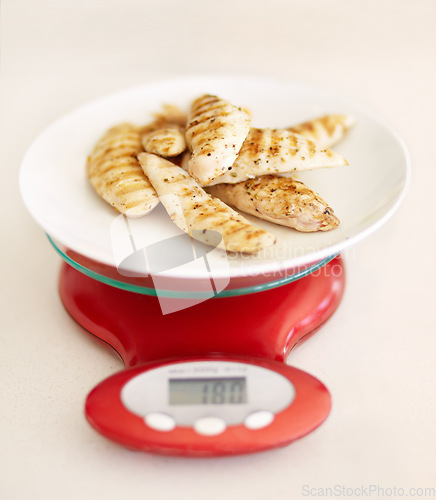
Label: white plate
xmin=20 ymin=75 xmax=410 ymax=279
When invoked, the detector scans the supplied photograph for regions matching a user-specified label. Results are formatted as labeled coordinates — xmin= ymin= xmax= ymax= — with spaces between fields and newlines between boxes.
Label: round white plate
xmin=20 ymin=75 xmax=410 ymax=279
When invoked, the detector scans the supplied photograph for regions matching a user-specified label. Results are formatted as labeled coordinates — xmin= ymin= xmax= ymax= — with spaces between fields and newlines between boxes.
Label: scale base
xmin=58 ymin=256 xmax=345 ymax=456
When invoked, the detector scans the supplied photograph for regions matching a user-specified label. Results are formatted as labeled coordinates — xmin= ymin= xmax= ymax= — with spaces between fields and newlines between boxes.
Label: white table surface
xmin=1 ymin=1 xmax=435 ymax=499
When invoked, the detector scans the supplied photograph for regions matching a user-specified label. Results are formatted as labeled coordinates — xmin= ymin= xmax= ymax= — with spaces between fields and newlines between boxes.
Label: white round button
xmin=244 ymin=410 xmax=275 ymax=430
xmin=194 ymin=417 xmax=226 ymax=436
xmin=144 ymin=413 xmax=176 ymax=432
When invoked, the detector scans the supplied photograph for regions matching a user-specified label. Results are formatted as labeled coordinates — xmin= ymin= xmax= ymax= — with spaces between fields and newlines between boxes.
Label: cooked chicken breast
xmin=140 ymin=104 xmax=188 ymax=157
xmin=137 ymin=153 xmax=276 ymax=253
xmin=142 ymin=125 xmax=186 ymax=157
xmin=287 ymin=114 xmax=355 ymax=148
xmin=207 ymin=175 xmax=340 ymax=232
xmin=207 ymin=128 xmax=348 ymax=185
xmin=185 ymin=94 xmax=251 ymax=185
xmin=87 ymin=123 xmax=159 ymax=217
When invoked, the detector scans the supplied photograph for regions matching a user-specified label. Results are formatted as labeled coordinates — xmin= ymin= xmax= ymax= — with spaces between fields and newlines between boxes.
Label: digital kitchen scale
xmin=53 ymin=240 xmax=344 ymax=456
xmin=19 ymin=76 xmax=410 ymax=458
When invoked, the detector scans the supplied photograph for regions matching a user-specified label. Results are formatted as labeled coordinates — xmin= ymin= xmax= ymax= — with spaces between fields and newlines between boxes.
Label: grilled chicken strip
xmin=185 ymin=94 xmax=251 ymax=185
xmin=142 ymin=125 xmax=186 ymax=157
xmin=87 ymin=123 xmax=159 ymax=217
xmin=207 ymin=176 xmax=340 ymax=232
xmin=287 ymin=114 xmax=355 ymax=148
xmin=137 ymin=153 xmax=276 ymax=253
xmin=206 ymin=128 xmax=348 ymax=186
xmin=140 ymin=104 xmax=187 ymax=157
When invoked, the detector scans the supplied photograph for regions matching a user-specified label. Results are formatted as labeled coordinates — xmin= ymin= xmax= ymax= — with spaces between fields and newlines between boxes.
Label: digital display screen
xmin=169 ymin=377 xmax=247 ymax=405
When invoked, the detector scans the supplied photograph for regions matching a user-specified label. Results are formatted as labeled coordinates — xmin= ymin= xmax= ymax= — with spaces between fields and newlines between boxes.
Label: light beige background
xmin=1 ymin=1 xmax=435 ymax=499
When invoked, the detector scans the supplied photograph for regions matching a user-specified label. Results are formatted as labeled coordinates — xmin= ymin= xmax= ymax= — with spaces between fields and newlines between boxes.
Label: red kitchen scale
xmin=48 ymin=236 xmax=344 ymax=457
xmin=19 ymin=76 xmax=410 ymax=458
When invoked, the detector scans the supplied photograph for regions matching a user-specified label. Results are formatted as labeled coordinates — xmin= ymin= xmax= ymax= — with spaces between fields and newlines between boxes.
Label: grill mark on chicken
xmin=193 ymin=97 xmax=222 ymax=115
xmin=91 ymin=146 xmax=140 ymax=162
xmin=244 ymin=128 xmax=264 ymax=159
xmin=93 ymin=138 xmax=140 ymax=151
xmin=192 ymin=102 xmax=227 ymax=119
xmin=269 ymin=129 xmax=282 ymax=158
xmin=92 ymin=157 xmax=140 ymax=177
